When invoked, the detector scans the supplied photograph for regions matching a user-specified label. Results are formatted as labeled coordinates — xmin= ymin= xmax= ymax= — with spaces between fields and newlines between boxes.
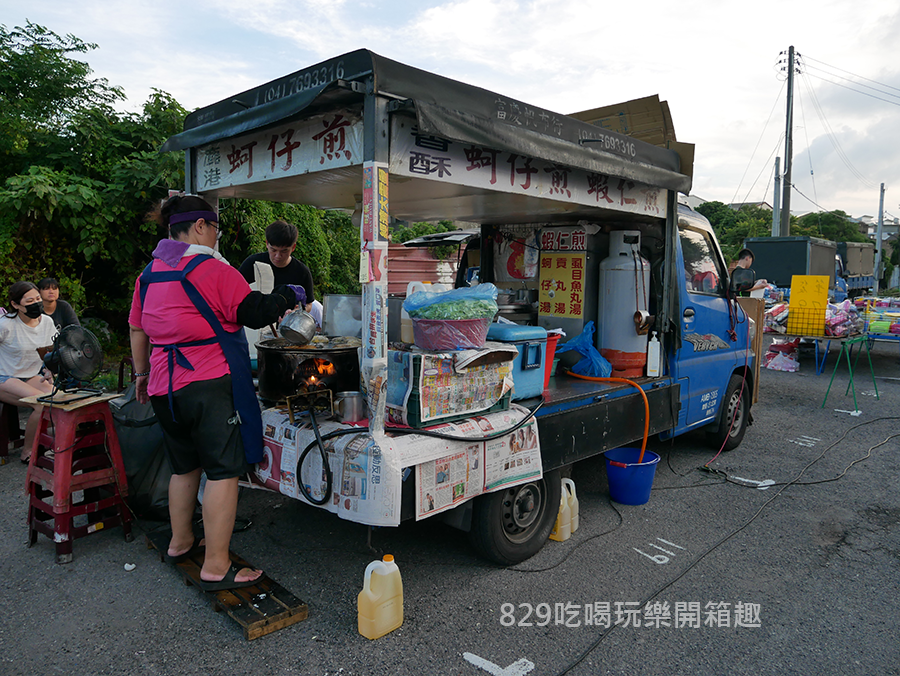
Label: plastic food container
xmin=412 ymin=317 xmax=492 ymax=351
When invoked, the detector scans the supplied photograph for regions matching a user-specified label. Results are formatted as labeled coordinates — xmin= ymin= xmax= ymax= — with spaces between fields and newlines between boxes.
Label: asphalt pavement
xmin=2 ymin=336 xmax=899 ymax=676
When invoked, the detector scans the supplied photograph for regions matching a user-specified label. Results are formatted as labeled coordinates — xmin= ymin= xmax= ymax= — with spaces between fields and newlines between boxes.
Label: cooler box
xmin=487 ymin=324 xmax=547 ymax=400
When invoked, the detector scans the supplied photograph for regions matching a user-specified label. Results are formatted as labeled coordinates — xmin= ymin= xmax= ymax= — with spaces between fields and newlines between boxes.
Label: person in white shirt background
xmin=0 ymin=281 xmax=56 ymax=462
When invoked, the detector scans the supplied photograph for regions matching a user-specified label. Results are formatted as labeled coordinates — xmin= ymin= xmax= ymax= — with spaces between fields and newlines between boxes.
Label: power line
xmin=803 ymin=71 xmax=900 ymax=109
xmin=790 ymin=183 xmax=848 ymax=215
xmin=796 ymin=79 xmax=819 ymax=215
xmin=800 ymin=53 xmax=900 ymax=95
xmin=797 ymin=64 xmax=877 ymax=189
xmin=729 ymin=77 xmax=787 ymax=205
xmin=741 ymin=135 xmax=783 ymax=207
xmin=801 ymin=63 xmax=900 ymax=103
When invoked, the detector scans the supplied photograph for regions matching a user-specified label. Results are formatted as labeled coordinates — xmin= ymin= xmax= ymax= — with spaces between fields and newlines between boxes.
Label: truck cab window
xmin=680 ymin=226 xmax=725 ymax=295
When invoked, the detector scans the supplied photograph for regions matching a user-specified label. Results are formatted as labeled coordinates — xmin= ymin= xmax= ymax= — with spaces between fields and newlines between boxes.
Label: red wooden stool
xmin=25 ymin=395 xmax=133 ymax=563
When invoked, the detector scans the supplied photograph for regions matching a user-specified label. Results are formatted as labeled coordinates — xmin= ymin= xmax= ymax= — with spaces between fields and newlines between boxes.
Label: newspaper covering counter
xmin=385 ymin=342 xmax=518 ymax=426
xmin=251 ymin=403 xmax=541 ymax=527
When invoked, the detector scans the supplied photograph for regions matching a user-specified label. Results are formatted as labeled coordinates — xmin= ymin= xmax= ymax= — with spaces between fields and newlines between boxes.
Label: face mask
xmin=23 ymin=302 xmax=44 ymax=319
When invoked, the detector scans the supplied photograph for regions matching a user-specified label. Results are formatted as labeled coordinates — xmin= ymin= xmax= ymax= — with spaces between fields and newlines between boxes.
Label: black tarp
xmin=160 ymin=49 xmax=691 ymax=194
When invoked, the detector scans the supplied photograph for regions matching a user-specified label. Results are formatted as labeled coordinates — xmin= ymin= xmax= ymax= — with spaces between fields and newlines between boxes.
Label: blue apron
xmin=139 ymin=254 xmax=263 ymax=464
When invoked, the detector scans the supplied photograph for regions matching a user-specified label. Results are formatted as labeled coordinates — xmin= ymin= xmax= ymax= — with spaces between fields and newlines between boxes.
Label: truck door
xmin=672 ymin=221 xmax=742 ymax=433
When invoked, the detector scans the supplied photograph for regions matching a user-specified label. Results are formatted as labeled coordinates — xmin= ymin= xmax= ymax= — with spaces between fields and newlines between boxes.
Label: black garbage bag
xmin=109 ymin=382 xmax=170 ymax=520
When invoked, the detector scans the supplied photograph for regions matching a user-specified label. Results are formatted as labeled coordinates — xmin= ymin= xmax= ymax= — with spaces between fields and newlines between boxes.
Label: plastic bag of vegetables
xmin=403 ymin=283 xmax=499 ymax=350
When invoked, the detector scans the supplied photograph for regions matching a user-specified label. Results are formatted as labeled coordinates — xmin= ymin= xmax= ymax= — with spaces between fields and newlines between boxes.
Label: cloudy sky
xmin=3 ymin=0 xmax=899 ymax=220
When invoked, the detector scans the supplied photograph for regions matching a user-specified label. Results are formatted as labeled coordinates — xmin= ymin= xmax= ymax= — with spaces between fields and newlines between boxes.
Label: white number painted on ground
xmin=463 ymin=652 xmax=535 ymax=676
xmin=634 ymin=537 xmax=685 ymax=564
xmin=787 ymin=435 xmax=820 ymax=448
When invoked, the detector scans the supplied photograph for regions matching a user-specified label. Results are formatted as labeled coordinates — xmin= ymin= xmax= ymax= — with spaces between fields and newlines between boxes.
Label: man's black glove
xmin=273 ymin=284 xmax=299 ymax=311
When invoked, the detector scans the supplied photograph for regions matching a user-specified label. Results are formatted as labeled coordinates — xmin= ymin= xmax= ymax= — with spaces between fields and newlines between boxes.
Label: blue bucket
xmin=604 ymin=447 xmax=661 ymax=505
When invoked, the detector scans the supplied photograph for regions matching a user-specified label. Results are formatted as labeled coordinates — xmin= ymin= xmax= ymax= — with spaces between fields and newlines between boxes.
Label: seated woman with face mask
xmin=0 ymin=281 xmax=56 ymax=462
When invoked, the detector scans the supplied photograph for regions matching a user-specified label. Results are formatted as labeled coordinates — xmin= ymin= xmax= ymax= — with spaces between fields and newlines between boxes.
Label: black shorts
xmin=150 ymin=375 xmax=247 ymax=481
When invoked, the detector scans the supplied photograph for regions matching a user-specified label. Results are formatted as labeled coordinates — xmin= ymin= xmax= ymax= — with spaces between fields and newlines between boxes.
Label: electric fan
xmin=39 ymin=325 xmax=105 ymax=403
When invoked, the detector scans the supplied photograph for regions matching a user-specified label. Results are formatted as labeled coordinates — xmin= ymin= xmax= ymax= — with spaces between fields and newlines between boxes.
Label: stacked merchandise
xmin=764 ymin=337 xmax=800 ymax=372
xmin=764 ymin=303 xmax=790 ymax=334
xmin=824 ymin=300 xmax=862 ymax=337
xmin=858 ymin=297 xmax=900 ymax=334
xmin=764 ymin=300 xmax=862 ymax=337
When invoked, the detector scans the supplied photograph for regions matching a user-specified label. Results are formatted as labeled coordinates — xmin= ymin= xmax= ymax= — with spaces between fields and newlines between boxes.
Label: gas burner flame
xmin=299 ymin=358 xmax=337 ymax=390
xmin=313 ymin=359 xmax=336 ymax=376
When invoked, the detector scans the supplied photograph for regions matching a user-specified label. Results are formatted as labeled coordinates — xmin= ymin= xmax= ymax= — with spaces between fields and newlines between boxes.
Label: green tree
xmin=793 ymin=211 xmax=867 ymax=242
xmin=0 ymin=22 xmax=123 ymax=179
xmin=0 ymin=23 xmax=187 ymax=323
xmin=320 ymin=210 xmax=361 ymax=296
xmin=216 ymin=199 xmax=332 ymax=299
xmin=696 ymin=202 xmax=777 ymax=263
xmin=391 ymin=219 xmax=458 ymax=260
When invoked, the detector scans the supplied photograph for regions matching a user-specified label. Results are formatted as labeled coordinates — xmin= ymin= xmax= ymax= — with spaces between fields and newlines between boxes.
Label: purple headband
xmin=168 ymin=210 xmax=218 ymax=226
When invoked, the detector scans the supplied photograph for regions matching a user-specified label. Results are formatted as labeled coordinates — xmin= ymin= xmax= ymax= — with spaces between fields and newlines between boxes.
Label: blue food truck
xmin=161 ymin=50 xmax=757 ymax=564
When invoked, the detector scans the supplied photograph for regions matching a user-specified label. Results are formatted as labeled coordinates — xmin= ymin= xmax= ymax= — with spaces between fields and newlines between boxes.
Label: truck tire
xmin=469 ymin=468 xmax=562 ymax=565
xmin=706 ymin=374 xmax=750 ymax=452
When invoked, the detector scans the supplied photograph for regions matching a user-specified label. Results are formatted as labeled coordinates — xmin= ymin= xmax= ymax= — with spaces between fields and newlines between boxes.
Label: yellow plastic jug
xmin=549 ymin=483 xmax=572 ymax=542
xmin=358 ymin=554 xmax=404 ymax=639
xmin=563 ymin=478 xmax=579 ymax=532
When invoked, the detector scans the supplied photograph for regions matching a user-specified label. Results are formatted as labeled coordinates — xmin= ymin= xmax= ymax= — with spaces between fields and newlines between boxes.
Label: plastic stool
xmin=26 ymin=397 xmax=133 ymax=563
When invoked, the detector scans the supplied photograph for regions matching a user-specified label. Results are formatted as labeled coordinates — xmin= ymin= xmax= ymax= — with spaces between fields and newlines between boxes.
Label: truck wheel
xmin=706 ymin=374 xmax=750 ymax=452
xmin=469 ymin=469 xmax=562 ymax=566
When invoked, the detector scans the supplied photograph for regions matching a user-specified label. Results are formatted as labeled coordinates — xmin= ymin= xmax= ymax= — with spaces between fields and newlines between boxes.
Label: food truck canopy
xmin=161 ymin=49 xmax=692 ymax=222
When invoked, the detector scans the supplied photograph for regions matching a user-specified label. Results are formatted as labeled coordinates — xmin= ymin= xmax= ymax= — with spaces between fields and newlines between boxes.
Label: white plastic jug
xmin=549 ymin=483 xmax=572 ymax=542
xmin=358 ymin=555 xmax=404 ymax=639
xmin=646 ymin=332 xmax=661 ymax=377
xmin=562 ymin=478 xmax=579 ymax=532
xmin=401 ymin=282 xmax=428 ymax=343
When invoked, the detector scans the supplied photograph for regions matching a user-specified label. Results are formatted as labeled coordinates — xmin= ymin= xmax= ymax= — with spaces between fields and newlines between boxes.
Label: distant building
xmin=676 ymin=195 xmax=775 ymax=212
xmin=727 ymin=201 xmax=773 ymax=212
xmin=861 ymin=217 xmax=899 ymax=242
xmin=678 ymin=194 xmax=707 ymax=210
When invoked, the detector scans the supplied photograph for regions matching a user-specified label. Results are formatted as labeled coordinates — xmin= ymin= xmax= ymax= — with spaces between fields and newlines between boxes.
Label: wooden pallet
xmin=146 ymin=530 xmax=308 ymax=640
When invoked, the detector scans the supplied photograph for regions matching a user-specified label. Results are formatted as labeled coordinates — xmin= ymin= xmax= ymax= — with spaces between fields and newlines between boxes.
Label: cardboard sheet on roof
xmin=570 ymin=95 xmax=695 ymax=183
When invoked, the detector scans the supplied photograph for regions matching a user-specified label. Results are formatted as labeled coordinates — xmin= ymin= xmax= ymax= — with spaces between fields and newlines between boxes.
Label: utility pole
xmin=779 ymin=46 xmax=795 ymax=237
xmin=772 ymin=157 xmax=781 ymax=235
xmin=874 ymin=183 xmax=885 ymax=295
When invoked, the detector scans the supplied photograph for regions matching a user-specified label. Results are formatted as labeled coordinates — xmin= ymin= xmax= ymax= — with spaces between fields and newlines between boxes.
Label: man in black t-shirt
xmin=734 ymin=248 xmax=768 ymax=296
xmin=239 ymin=221 xmax=313 ymax=311
xmin=38 ymin=277 xmax=81 ymax=331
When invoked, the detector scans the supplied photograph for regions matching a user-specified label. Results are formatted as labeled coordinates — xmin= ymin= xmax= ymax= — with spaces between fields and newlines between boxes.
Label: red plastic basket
xmin=412 ymin=317 xmax=492 ymax=351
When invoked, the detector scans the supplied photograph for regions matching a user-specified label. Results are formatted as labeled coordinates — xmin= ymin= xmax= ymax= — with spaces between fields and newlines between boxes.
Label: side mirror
xmin=730 ymin=267 xmax=755 ymax=294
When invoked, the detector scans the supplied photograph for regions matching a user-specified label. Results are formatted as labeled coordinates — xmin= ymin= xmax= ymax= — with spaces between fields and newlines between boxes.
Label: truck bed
xmin=397 ymin=375 xmax=679 ymax=521
xmin=535 ymin=375 xmax=678 ymax=470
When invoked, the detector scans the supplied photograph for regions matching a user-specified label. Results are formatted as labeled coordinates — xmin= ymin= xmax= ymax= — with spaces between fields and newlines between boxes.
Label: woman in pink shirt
xmin=129 ymin=194 xmax=299 ymax=591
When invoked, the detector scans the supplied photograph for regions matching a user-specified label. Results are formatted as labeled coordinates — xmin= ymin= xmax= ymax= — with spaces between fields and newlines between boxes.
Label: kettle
xmin=278 ymin=309 xmax=317 ymax=345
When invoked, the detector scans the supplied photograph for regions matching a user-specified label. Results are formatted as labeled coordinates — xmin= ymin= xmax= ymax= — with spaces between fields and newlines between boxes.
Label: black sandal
xmin=196 ymin=564 xmax=263 ymax=591
xmin=165 ymin=536 xmax=204 ymax=564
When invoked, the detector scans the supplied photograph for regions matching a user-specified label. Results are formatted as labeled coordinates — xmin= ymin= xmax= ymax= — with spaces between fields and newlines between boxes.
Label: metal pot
xmin=333 ymin=391 xmax=366 ymax=423
xmin=279 ymin=310 xmax=317 ymax=345
xmin=256 ymin=338 xmax=360 ymax=402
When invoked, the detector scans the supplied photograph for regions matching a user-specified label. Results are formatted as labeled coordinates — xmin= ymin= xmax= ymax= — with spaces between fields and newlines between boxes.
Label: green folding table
xmin=821 ymin=334 xmax=879 ymax=410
